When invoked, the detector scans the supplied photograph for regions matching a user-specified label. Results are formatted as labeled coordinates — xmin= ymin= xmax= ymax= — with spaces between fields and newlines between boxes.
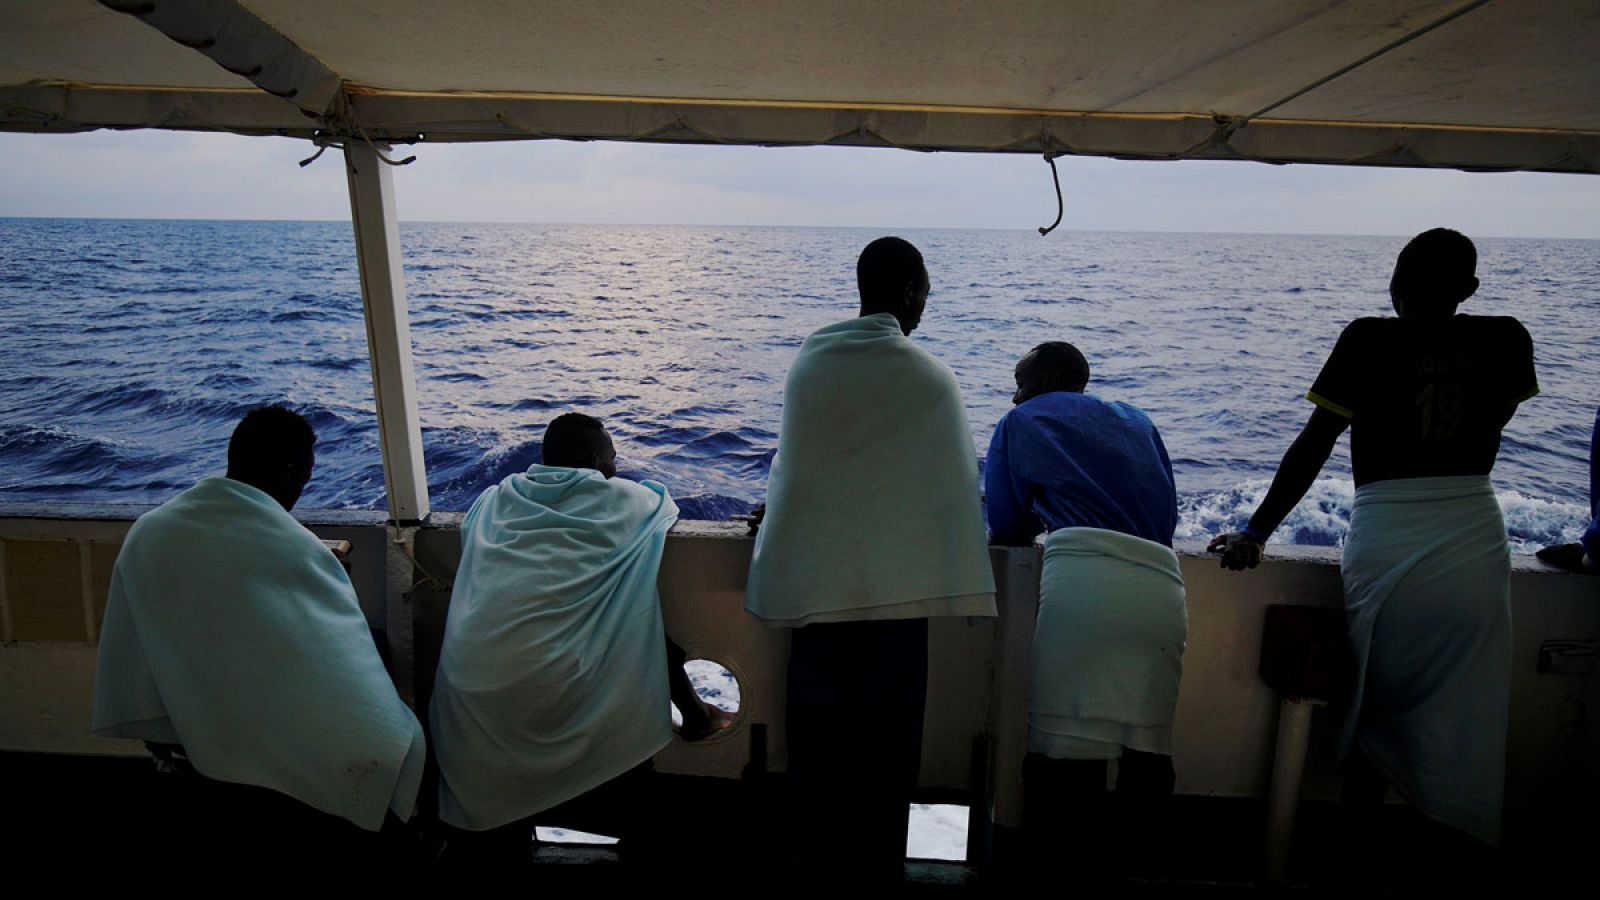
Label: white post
xmin=344 ymin=142 xmax=429 ymax=523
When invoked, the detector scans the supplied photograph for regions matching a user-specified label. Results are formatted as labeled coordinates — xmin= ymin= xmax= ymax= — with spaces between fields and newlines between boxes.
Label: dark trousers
xmin=1022 ymin=750 xmax=1175 ymax=879
xmin=156 ymin=758 xmax=413 ymax=892
xmin=785 ymin=617 xmax=929 ymax=869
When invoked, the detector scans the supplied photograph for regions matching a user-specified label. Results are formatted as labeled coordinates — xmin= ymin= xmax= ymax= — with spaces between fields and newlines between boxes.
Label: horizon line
xmin=1 ymin=215 xmax=1594 ymax=242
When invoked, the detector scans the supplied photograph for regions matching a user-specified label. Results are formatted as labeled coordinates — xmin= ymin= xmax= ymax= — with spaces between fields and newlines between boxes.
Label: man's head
xmin=857 ymin=236 xmax=929 ymax=335
xmin=1390 ymin=228 xmax=1479 ymax=318
xmin=542 ymin=412 xmax=617 ymax=478
xmin=226 ymin=405 xmax=315 ymax=511
xmin=1013 ymin=341 xmax=1090 ymax=405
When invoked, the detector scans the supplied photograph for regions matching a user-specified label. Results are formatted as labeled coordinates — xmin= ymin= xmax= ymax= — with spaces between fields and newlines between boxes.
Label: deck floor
xmin=4 ymin=752 xmax=1591 ymax=895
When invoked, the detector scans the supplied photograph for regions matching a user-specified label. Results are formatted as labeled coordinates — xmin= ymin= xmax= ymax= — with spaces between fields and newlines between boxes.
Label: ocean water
xmin=1 ymin=218 xmax=1595 ymax=551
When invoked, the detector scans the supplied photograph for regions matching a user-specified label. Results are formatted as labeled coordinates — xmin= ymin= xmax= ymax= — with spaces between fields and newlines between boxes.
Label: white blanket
xmin=1029 ymin=527 xmax=1187 ymax=760
xmin=92 ymin=476 xmax=426 ymax=831
xmin=430 ymin=466 xmax=679 ymax=830
xmin=1341 ymin=475 xmax=1511 ymax=845
xmin=746 ymin=313 xmax=996 ymax=625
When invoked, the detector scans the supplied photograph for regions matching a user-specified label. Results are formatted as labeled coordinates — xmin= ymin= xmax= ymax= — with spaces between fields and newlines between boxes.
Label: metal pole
xmin=344 ymin=142 xmax=429 ymax=523
xmin=1265 ymin=697 xmax=1321 ymax=882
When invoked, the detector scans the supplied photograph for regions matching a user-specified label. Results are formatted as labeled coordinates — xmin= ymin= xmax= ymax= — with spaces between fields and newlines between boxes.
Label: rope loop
xmin=1037 ymin=152 xmax=1065 ymax=237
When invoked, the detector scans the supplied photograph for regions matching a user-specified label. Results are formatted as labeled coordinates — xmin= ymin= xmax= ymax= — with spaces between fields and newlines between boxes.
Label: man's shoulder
xmin=1023 ymin=390 xmax=1145 ymax=418
xmin=125 ymin=479 xmax=227 ymax=536
xmin=1338 ymin=316 xmax=1391 ymax=339
xmin=1457 ymin=313 xmax=1531 ymax=340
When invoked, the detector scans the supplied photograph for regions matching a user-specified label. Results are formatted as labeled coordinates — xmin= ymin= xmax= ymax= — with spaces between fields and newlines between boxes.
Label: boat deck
xmin=1 ymin=508 xmax=1596 ymax=892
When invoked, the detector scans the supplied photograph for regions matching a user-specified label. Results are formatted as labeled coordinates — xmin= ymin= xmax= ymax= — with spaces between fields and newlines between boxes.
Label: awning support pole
xmin=344 ymin=141 xmax=430 ymax=524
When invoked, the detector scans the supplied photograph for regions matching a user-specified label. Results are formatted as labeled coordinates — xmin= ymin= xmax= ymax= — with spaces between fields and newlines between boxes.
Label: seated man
xmin=985 ymin=341 xmax=1185 ymax=876
xmin=1209 ymin=228 xmax=1538 ymax=849
xmin=429 ymin=412 xmax=727 ymax=862
xmin=1536 ymin=404 xmax=1599 ymax=573
xmin=746 ymin=237 xmax=996 ymax=876
xmin=92 ymin=405 xmax=426 ymax=870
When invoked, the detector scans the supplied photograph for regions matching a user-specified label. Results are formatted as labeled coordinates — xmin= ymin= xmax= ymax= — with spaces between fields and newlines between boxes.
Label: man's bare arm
xmin=666 ymin=635 xmax=735 ymax=741
xmin=1208 ymin=406 xmax=1349 ymax=570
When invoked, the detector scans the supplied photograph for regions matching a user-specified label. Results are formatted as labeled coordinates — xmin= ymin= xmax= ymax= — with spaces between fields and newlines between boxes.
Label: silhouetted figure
xmin=986 ymin=341 xmax=1185 ymax=881
xmin=92 ymin=405 xmax=425 ymax=887
xmin=1209 ymin=229 xmax=1537 ymax=855
xmin=745 ymin=237 xmax=996 ymax=880
xmin=430 ymin=413 xmax=729 ymax=869
xmin=1536 ymin=405 xmax=1599 ymax=573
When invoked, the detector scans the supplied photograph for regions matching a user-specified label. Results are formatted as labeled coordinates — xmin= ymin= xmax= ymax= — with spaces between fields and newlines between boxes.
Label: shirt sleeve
xmin=1585 ymin=407 xmax=1600 ymax=563
xmin=1305 ymin=321 xmax=1365 ymax=419
xmin=984 ymin=413 xmax=1042 ymax=545
xmin=1505 ymin=319 xmax=1539 ymax=405
xmin=1150 ymin=425 xmax=1180 ymax=544
xmin=1590 ymin=406 xmax=1599 ymax=521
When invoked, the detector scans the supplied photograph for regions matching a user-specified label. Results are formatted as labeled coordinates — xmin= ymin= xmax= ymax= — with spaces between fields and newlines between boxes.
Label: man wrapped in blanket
xmin=93 ymin=405 xmax=426 ymax=881
xmin=1210 ymin=228 xmax=1538 ymax=851
xmin=746 ymin=237 xmax=996 ymax=878
xmin=985 ymin=341 xmax=1185 ymax=879
xmin=430 ymin=413 xmax=730 ymax=866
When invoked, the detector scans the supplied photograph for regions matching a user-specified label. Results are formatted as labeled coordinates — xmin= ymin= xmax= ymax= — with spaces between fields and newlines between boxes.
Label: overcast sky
xmin=2 ymin=130 xmax=1598 ymax=238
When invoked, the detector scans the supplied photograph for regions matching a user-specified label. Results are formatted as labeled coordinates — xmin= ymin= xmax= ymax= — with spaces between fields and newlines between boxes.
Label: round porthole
xmin=670 ymin=657 xmax=741 ymax=741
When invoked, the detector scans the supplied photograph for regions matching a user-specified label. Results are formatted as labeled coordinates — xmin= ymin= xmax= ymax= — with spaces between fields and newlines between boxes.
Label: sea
xmin=2 ymin=218 xmax=1593 ymax=550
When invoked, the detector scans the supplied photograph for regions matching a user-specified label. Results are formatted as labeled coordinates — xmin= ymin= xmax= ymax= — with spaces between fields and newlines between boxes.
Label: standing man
xmin=985 ymin=340 xmax=1186 ymax=878
xmin=1209 ymin=228 xmax=1538 ymax=849
xmin=746 ymin=237 xmax=996 ymax=876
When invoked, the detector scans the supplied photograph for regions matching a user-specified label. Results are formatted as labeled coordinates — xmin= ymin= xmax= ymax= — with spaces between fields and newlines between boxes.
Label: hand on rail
xmin=1207 ymin=532 xmax=1264 ymax=570
xmin=1536 ymin=542 xmax=1598 ymax=575
xmin=733 ymin=504 xmax=766 ymax=536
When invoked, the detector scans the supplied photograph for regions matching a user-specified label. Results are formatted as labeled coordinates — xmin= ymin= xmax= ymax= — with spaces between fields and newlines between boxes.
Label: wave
xmin=0 ymin=424 xmax=177 ymax=490
xmin=675 ymin=493 xmax=757 ymax=521
xmin=1174 ymin=477 xmax=1590 ymax=554
xmin=426 ymin=434 xmax=543 ymax=509
xmin=269 ymin=309 xmax=340 ymax=324
xmin=58 ymin=385 xmax=256 ymax=423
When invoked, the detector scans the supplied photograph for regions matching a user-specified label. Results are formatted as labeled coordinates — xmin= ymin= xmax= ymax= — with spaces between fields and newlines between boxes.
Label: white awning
xmin=2 ymin=0 xmax=1597 ymax=173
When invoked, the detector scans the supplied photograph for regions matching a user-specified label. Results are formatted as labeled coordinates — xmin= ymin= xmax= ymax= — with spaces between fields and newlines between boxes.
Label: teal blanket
xmin=747 ymin=313 xmax=996 ymax=625
xmin=430 ymin=466 xmax=679 ymax=830
xmin=92 ymin=477 xmax=426 ymax=831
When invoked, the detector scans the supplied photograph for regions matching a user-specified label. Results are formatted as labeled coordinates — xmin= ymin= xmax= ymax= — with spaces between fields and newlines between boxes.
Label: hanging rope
xmin=297 ymin=138 xmax=332 ymax=167
xmin=359 ymin=127 xmax=417 ymax=166
xmin=1037 ymin=152 xmax=1064 ymax=236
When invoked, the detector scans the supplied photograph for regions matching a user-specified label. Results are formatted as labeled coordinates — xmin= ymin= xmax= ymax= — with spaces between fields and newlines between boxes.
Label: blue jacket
xmin=984 ymin=391 xmax=1177 ymax=547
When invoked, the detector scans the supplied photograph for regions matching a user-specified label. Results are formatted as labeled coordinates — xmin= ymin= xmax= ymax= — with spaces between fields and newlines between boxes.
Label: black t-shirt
xmin=1307 ymin=314 xmax=1537 ymax=486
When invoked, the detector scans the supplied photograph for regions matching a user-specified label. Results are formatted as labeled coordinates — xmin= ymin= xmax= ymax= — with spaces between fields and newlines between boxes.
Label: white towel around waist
xmin=1028 ymin=527 xmax=1187 ymax=760
xmin=1341 ymin=475 xmax=1511 ymax=845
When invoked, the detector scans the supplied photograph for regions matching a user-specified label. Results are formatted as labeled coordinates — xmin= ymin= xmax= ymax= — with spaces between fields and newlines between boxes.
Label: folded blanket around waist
xmin=1029 ymin=527 xmax=1187 ymax=760
xmin=1341 ymin=474 xmax=1510 ymax=845
xmin=746 ymin=313 xmax=996 ymax=626
xmin=92 ymin=477 xmax=425 ymax=832
xmin=431 ymin=467 xmax=678 ymax=830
